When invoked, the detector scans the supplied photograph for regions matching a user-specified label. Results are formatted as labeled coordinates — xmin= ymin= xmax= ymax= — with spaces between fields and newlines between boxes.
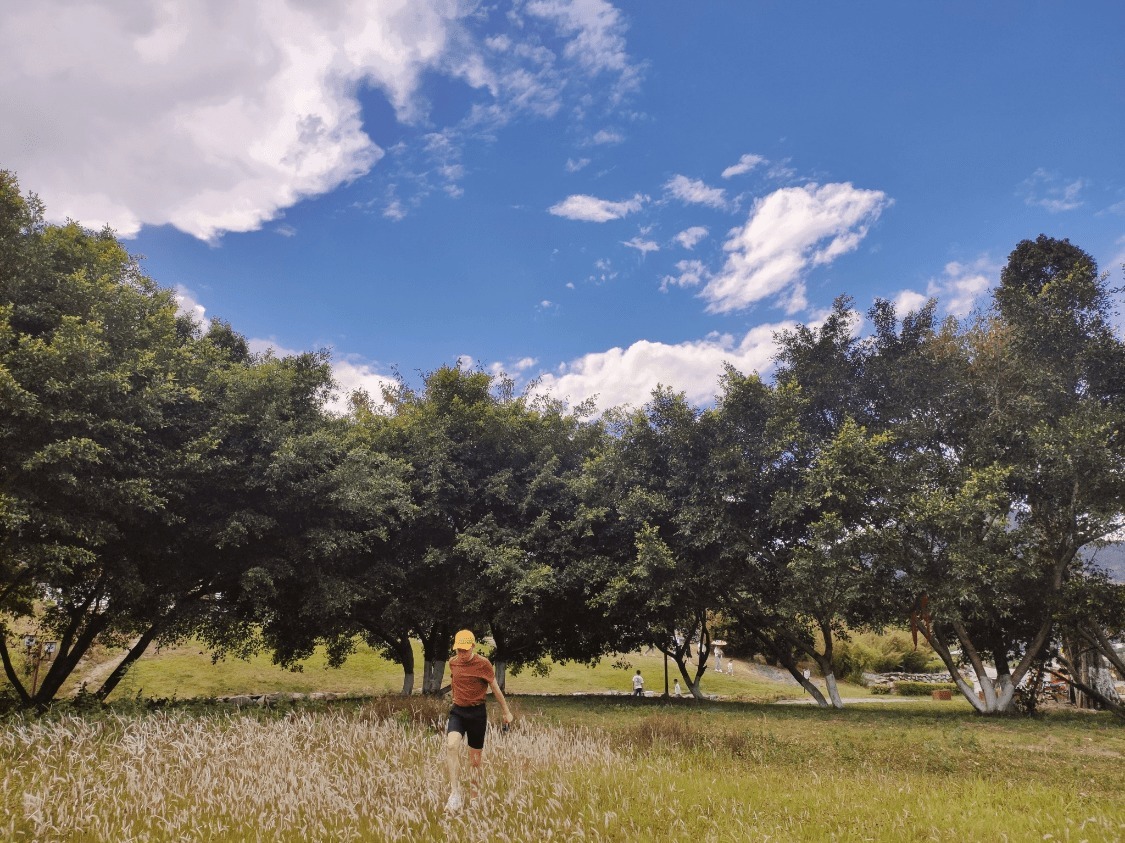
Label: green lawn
xmin=91 ymin=640 xmax=869 ymax=703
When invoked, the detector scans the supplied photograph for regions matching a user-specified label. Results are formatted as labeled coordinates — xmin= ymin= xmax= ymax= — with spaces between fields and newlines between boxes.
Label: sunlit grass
xmin=2 ymin=697 xmax=1122 ymax=841
xmin=78 ymin=640 xmax=869 ymax=703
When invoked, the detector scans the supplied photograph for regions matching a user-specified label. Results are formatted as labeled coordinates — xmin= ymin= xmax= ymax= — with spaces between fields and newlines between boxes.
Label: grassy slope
xmin=90 ymin=640 xmax=870 ymax=702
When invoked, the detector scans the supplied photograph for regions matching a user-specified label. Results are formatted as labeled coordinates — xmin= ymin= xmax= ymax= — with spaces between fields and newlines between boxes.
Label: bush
xmin=831 ymin=630 xmax=945 ymax=682
xmin=895 ymin=681 xmax=957 ymax=697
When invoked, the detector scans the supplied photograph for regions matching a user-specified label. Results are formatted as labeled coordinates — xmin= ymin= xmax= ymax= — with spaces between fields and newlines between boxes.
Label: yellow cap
xmin=453 ymin=629 xmax=476 ymax=651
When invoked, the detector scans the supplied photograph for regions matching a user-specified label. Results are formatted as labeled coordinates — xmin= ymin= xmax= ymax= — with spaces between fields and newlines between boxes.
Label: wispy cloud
xmin=1020 ymin=168 xmax=1085 ymax=212
xmin=674 ymin=226 xmax=708 ymax=249
xmin=721 ymin=153 xmax=766 ymax=179
xmin=660 ymin=259 xmax=709 ymax=292
xmin=664 ymin=175 xmax=727 ymax=209
xmin=548 ymin=192 xmax=646 ymax=222
xmin=702 ymin=182 xmax=892 ymax=314
xmin=525 ymin=0 xmax=642 ymax=98
xmin=623 ymin=236 xmax=659 ymax=255
xmin=588 ymin=129 xmax=625 ymax=146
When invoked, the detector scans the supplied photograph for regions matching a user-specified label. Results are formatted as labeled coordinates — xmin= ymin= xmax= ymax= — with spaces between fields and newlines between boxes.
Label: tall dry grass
xmin=0 ymin=700 xmax=624 ymax=842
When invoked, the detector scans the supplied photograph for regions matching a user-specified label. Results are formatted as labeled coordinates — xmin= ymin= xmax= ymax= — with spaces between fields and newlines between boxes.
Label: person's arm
xmin=488 ymin=678 xmax=514 ymax=724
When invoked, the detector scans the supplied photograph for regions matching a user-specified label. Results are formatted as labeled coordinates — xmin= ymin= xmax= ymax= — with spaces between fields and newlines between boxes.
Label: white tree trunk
xmin=824 ymin=671 xmax=844 ymax=709
xmin=422 ymin=660 xmax=439 ymax=694
xmin=995 ymin=673 xmax=1016 ymax=712
xmin=401 ymin=672 xmax=414 ymax=696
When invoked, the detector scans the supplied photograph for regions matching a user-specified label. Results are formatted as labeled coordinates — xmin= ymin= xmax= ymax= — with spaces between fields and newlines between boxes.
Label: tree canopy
xmin=2 ymin=168 xmax=1123 ymax=715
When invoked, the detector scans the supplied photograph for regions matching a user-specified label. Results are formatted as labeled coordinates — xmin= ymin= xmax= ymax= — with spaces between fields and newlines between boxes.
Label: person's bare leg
xmin=445 ymin=732 xmax=464 ymax=810
xmin=468 ymin=747 xmax=483 ymax=800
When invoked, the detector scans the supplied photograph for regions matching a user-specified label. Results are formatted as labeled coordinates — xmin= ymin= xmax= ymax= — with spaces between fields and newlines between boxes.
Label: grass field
xmin=27 ymin=639 xmax=869 ymax=703
xmin=1 ymin=695 xmax=1122 ymax=841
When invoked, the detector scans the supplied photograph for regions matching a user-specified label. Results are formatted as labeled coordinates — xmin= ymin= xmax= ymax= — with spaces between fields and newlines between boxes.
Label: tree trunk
xmin=494 ymin=660 xmax=506 ymax=693
xmin=918 ymin=622 xmax=988 ymax=713
xmin=34 ymin=611 xmax=109 ymax=707
xmin=96 ymin=626 xmax=160 ymax=701
xmin=394 ymin=636 xmax=415 ymax=695
xmin=742 ymin=624 xmax=830 ymax=707
xmin=422 ymin=659 xmax=448 ymax=695
xmin=0 ymin=635 xmax=31 ymax=706
xmin=814 ymin=623 xmax=845 ymax=709
xmin=823 ymin=671 xmax=844 ymax=708
xmin=951 ymin=618 xmax=999 ymax=712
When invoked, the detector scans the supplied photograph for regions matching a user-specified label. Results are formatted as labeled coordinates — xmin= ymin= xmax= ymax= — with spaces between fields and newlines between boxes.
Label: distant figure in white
xmin=674 ymin=679 xmax=683 ymax=697
xmin=632 ymin=669 xmax=644 ymax=697
xmin=444 ymin=629 xmax=513 ymax=813
xmin=714 ymin=647 xmax=723 ymax=672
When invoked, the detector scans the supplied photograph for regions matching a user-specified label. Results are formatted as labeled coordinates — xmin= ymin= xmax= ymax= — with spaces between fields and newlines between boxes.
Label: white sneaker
xmin=445 ymin=791 xmax=463 ymax=812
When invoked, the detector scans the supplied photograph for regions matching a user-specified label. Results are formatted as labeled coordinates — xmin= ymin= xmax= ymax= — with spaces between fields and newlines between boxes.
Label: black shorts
xmin=447 ymin=704 xmax=488 ymax=750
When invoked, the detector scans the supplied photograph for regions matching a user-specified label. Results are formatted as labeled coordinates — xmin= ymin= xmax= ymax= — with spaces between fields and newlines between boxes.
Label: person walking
xmin=673 ymin=679 xmax=682 ymax=697
xmin=444 ymin=629 xmax=514 ymax=813
xmin=632 ymin=669 xmax=644 ymax=697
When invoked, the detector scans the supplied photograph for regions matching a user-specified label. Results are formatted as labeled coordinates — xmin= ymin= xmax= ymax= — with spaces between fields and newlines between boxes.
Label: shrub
xmin=831 ymin=629 xmax=945 ymax=681
xmin=895 ymin=681 xmax=957 ymax=696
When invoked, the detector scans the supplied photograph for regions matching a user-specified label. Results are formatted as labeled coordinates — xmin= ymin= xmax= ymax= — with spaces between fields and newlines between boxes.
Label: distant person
xmin=673 ymin=679 xmax=683 ymax=697
xmin=726 ymin=660 xmax=734 ymax=676
xmin=632 ymin=669 xmax=644 ymax=697
xmin=714 ymin=647 xmax=723 ymax=671
xmin=444 ymin=629 xmax=513 ymax=813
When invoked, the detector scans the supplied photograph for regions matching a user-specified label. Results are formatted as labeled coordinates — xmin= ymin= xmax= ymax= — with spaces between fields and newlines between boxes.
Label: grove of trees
xmin=3 ymin=170 xmax=1124 ymax=715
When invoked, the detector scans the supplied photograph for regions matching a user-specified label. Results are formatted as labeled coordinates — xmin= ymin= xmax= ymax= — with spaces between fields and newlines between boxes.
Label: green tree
xmin=888 ymin=237 xmax=1125 ymax=712
xmin=0 ymin=172 xmax=240 ymax=706
xmin=583 ymin=388 xmax=740 ymax=699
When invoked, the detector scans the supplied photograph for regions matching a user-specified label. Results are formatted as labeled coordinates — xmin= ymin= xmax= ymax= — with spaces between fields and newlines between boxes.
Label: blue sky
xmin=3 ymin=1 xmax=1123 ymax=412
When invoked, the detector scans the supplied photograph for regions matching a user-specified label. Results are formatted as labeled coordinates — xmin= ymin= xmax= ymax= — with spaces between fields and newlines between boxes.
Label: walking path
xmin=774 ymin=696 xmax=932 ymax=705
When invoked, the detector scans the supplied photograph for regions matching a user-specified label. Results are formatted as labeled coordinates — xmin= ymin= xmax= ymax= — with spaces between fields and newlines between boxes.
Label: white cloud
xmin=566 ymin=157 xmax=591 ymax=172
xmin=660 ymin=259 xmax=709 ymax=292
xmin=674 ymin=226 xmax=709 ymax=249
xmin=534 ymin=322 xmax=791 ymax=414
xmin=721 ymin=153 xmax=766 ymax=179
xmin=524 ymin=0 xmax=640 ymax=96
xmin=893 ymin=255 xmax=998 ymax=319
xmin=489 ymin=355 xmax=540 ymax=381
xmin=0 ymin=1 xmax=473 ymax=240
xmin=589 ymin=129 xmax=626 ymax=146
xmin=173 ymin=285 xmax=210 ymax=329
xmin=623 ymin=236 xmax=659 ymax=255
xmin=892 ymin=289 xmax=929 ymax=316
xmin=328 ymin=355 xmax=400 ymax=413
xmin=0 ymin=0 xmax=643 ymax=240
xmin=588 ymin=258 xmax=617 ymax=284
xmin=664 ymin=175 xmax=727 ymax=209
xmin=548 ymin=192 xmax=646 ymax=222
xmin=701 ymin=182 xmax=892 ymax=314
xmin=930 ymin=258 xmax=996 ymax=317
xmin=1020 ymin=168 xmax=1085 ymax=212
xmin=247 ymin=337 xmax=396 ymax=415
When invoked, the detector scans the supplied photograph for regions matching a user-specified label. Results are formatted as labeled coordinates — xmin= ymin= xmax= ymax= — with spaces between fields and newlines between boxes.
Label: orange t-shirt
xmin=449 ymin=652 xmax=495 ymax=707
